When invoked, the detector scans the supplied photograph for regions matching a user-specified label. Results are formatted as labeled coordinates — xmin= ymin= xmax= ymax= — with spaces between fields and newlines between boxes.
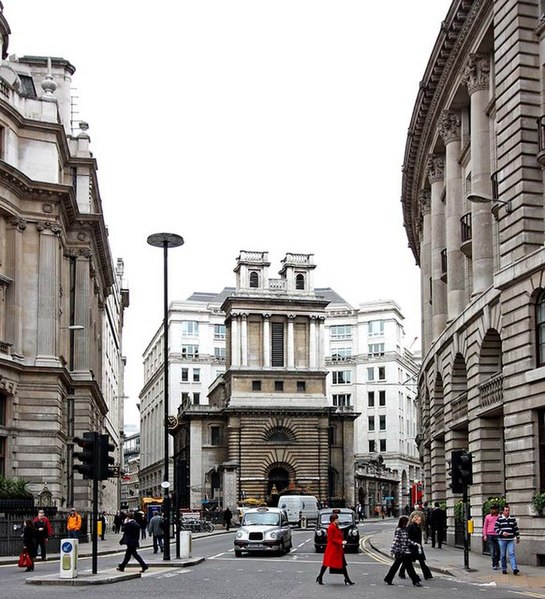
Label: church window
xmin=249 ymin=271 xmax=259 ymax=288
xmin=296 ymin=273 xmax=305 ymax=290
xmin=271 ymin=322 xmax=284 ymax=367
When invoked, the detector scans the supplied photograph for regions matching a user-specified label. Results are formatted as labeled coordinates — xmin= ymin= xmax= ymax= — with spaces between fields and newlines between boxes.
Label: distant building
xmin=0 ymin=6 xmax=128 ymax=513
xmin=121 ymin=432 xmax=140 ymax=512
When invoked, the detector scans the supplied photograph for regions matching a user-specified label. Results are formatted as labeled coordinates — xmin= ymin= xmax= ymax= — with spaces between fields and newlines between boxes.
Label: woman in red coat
xmin=316 ymin=513 xmax=354 ymax=585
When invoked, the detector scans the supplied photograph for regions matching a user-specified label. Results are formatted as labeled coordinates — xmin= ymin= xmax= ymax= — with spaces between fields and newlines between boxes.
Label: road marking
xmin=508 ymin=593 xmax=545 ymax=598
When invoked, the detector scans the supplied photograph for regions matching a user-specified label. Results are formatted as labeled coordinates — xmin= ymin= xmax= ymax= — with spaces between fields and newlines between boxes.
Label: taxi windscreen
xmin=320 ymin=513 xmax=353 ymax=525
xmin=242 ymin=512 xmax=281 ymax=526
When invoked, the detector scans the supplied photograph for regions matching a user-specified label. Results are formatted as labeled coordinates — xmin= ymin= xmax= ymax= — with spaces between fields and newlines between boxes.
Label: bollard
xmin=301 ymin=517 xmax=307 ymax=529
xmin=59 ymin=538 xmax=78 ymax=579
xmin=180 ymin=530 xmax=192 ymax=558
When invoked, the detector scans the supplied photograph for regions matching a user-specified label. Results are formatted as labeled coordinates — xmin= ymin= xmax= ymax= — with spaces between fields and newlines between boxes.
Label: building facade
xmin=402 ymin=0 xmax=545 ymax=564
xmin=0 ymin=5 xmax=128 ymax=513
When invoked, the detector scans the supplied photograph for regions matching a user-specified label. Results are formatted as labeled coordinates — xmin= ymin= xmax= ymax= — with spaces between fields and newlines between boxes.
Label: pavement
xmin=4 ymin=522 xmax=545 ymax=590
xmin=368 ymin=525 xmax=545 ymax=592
xmin=0 ymin=529 xmax=215 ymax=586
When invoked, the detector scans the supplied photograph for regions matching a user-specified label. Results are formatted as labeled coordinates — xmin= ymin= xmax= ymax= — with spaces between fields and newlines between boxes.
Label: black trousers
xmin=384 ymin=555 xmax=421 ymax=585
xmin=36 ymin=537 xmax=47 ymax=559
xmin=431 ymin=527 xmax=444 ymax=548
xmin=119 ymin=545 xmax=147 ymax=569
xmin=399 ymin=554 xmax=432 ymax=579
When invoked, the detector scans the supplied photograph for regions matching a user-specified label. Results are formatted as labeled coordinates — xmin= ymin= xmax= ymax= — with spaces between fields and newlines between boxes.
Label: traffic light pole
xmin=92 ymin=471 xmax=99 ymax=574
xmin=463 ymin=485 xmax=470 ymax=570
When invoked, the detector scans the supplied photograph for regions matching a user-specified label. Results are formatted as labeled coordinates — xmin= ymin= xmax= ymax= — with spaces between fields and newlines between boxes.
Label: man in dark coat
xmin=223 ymin=507 xmax=233 ymax=531
xmin=429 ymin=502 xmax=447 ymax=548
xmin=116 ymin=514 xmax=148 ymax=572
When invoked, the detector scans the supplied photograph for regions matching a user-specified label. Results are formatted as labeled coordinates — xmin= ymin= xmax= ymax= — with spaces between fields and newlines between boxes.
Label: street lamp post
xmin=147 ymin=232 xmax=184 ymax=561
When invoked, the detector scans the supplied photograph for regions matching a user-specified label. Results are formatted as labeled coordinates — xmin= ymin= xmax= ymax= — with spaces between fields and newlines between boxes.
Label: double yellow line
xmin=359 ymin=534 xmax=393 ymax=565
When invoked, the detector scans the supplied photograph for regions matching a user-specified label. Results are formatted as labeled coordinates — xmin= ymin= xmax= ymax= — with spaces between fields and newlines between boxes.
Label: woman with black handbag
xmin=21 ymin=519 xmax=37 ymax=572
xmin=384 ymin=515 xmax=422 ymax=587
xmin=315 ymin=513 xmax=354 ymax=585
xmin=398 ymin=512 xmax=433 ymax=581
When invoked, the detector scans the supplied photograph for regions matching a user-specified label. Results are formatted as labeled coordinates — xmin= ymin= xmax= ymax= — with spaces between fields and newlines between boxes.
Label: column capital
xmin=9 ymin=217 xmax=27 ymax=231
xmin=438 ymin=110 xmax=461 ymax=144
xmin=427 ymin=154 xmax=445 ymax=183
xmin=262 ymin=313 xmax=271 ymax=319
xmin=462 ymin=53 xmax=490 ymax=95
xmin=287 ymin=314 xmax=296 ymax=320
xmin=419 ymin=190 xmax=431 ymax=215
xmin=36 ymin=221 xmax=61 ymax=235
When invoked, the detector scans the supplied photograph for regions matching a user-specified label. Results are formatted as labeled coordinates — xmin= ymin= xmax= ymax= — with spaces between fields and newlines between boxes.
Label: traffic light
xmin=73 ymin=432 xmax=98 ymax=479
xmin=451 ymin=450 xmax=473 ymax=493
xmin=98 ymin=434 xmax=116 ymax=480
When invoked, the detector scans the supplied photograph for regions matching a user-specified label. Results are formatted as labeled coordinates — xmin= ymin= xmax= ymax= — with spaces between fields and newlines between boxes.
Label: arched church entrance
xmin=267 ymin=467 xmax=290 ymax=506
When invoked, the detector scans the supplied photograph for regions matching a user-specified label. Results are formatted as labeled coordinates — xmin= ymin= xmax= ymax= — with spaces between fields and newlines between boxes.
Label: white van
xmin=278 ymin=495 xmax=319 ymax=526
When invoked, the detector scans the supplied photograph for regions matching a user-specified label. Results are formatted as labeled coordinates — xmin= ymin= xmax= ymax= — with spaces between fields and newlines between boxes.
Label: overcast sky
xmin=6 ymin=1 xmax=451 ymax=428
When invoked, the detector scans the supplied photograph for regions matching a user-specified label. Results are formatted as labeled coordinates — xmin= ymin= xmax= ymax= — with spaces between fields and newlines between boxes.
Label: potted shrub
xmin=482 ymin=496 xmax=506 ymax=516
xmin=0 ymin=475 xmax=34 ymax=510
xmin=532 ymin=492 xmax=545 ymax=516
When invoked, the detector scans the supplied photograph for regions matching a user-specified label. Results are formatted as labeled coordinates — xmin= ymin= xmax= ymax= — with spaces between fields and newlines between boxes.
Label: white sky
xmin=5 ymin=1 xmax=451 ymax=428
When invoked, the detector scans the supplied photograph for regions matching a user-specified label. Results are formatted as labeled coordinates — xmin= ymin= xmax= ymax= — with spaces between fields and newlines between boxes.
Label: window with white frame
xmin=379 ymin=438 xmax=386 ymax=452
xmin=181 ymin=321 xmax=199 ymax=337
xmin=182 ymin=345 xmax=199 ymax=358
xmin=368 ymin=391 xmax=375 ymax=407
xmin=181 ymin=368 xmax=189 ymax=382
xmin=330 ymin=324 xmax=352 ymax=340
xmin=332 ymin=370 xmax=351 ymax=384
xmin=378 ymin=366 xmax=386 ymax=380
xmin=214 ymin=347 xmax=226 ymax=359
xmin=368 ymin=320 xmax=384 ymax=337
xmin=367 ymin=367 xmax=375 ymax=381
xmin=369 ymin=439 xmax=376 ymax=452
xmin=368 ymin=416 xmax=375 ymax=431
xmin=379 ymin=390 xmax=386 ymax=406
xmin=193 ymin=368 xmax=200 ymax=382
xmin=331 ymin=347 xmax=352 ymax=361
xmin=379 ymin=415 xmax=386 ymax=430
xmin=193 ymin=392 xmax=200 ymax=405
xmin=333 ymin=393 xmax=351 ymax=407
xmin=368 ymin=343 xmax=385 ymax=357
xmin=214 ymin=324 xmax=226 ymax=339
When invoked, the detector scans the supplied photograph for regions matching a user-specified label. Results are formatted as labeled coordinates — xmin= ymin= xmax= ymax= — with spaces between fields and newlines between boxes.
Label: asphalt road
xmin=0 ymin=520 xmax=535 ymax=599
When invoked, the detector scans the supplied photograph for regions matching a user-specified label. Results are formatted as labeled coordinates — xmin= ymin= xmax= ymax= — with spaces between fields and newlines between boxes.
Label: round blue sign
xmin=61 ymin=541 xmax=73 ymax=553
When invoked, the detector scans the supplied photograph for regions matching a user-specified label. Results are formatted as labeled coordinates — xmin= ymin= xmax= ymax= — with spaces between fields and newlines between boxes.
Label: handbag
xmin=18 ymin=548 xmax=32 ymax=568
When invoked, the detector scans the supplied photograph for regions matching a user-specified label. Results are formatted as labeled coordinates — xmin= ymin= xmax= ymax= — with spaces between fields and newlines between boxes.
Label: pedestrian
xmin=98 ymin=511 xmax=107 ymax=540
xmin=117 ymin=514 xmax=149 ymax=573
xmin=494 ymin=504 xmax=520 ymax=575
xmin=429 ymin=501 xmax=446 ymax=548
xmin=422 ymin=502 xmax=430 ymax=544
xmin=113 ymin=511 xmax=123 ymax=535
xmin=148 ymin=510 xmax=164 ymax=553
xmin=223 ymin=506 xmax=233 ymax=531
xmin=22 ymin=519 xmax=37 ymax=572
xmin=398 ymin=512 xmax=433 ymax=581
xmin=66 ymin=507 xmax=82 ymax=539
xmin=384 ymin=515 xmax=422 ymax=587
xmin=483 ymin=503 xmax=500 ymax=570
xmin=315 ymin=513 xmax=354 ymax=586
xmin=33 ymin=509 xmax=53 ymax=560
xmin=404 ymin=503 xmax=411 ymax=516
xmin=135 ymin=510 xmax=147 ymax=540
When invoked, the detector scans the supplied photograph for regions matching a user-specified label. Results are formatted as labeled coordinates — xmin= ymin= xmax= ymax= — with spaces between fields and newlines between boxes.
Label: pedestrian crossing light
xmin=98 ymin=433 xmax=116 ymax=480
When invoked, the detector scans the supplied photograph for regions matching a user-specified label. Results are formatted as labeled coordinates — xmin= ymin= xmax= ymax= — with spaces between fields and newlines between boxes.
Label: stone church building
xmin=170 ymin=251 xmax=358 ymax=510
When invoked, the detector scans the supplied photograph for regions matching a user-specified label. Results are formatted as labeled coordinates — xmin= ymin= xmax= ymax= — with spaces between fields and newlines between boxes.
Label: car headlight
xmin=236 ymin=531 xmax=243 ymax=539
xmin=316 ymin=529 xmax=324 ymax=537
xmin=349 ymin=529 xmax=358 ymax=536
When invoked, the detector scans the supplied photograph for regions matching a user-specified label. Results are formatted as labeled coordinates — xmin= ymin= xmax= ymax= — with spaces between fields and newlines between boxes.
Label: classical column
xmin=73 ymin=251 xmax=91 ymax=371
xmin=230 ymin=313 xmax=240 ymax=367
xmin=317 ymin=316 xmax=326 ymax=367
xmin=5 ymin=218 xmax=26 ymax=355
xmin=427 ymin=154 xmax=447 ymax=340
xmin=309 ymin=315 xmax=317 ymax=369
xmin=287 ymin=314 xmax=295 ymax=368
xmin=439 ymin=110 xmax=466 ymax=321
xmin=240 ymin=313 xmax=248 ymax=367
xmin=463 ymin=53 xmax=494 ymax=295
xmin=419 ymin=190 xmax=432 ymax=354
xmin=263 ymin=314 xmax=271 ymax=367
xmin=36 ymin=223 xmax=60 ymax=365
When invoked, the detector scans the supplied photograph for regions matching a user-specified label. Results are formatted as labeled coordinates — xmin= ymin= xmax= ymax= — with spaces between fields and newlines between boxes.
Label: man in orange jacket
xmin=66 ymin=507 xmax=82 ymax=539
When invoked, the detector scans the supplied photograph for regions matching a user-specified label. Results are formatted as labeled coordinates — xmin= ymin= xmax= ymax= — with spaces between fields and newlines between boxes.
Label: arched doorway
xmin=267 ymin=467 xmax=290 ymax=506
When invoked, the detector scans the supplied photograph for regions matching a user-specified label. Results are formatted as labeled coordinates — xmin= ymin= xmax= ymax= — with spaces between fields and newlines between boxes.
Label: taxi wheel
xmin=234 ymin=549 xmax=243 ymax=558
xmin=278 ymin=541 xmax=285 ymax=555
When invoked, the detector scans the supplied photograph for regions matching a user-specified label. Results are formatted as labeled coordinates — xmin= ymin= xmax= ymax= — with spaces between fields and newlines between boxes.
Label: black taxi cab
xmin=314 ymin=507 xmax=360 ymax=553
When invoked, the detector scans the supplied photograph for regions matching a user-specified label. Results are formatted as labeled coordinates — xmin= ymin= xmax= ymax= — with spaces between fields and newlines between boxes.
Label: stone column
xmin=36 ymin=223 xmax=60 ymax=365
xmin=230 ymin=313 xmax=239 ymax=367
xmin=419 ymin=190 xmax=432 ymax=354
xmin=427 ymin=155 xmax=447 ymax=339
xmin=240 ymin=313 xmax=248 ymax=367
xmin=287 ymin=314 xmax=295 ymax=368
xmin=317 ymin=316 xmax=325 ymax=368
xmin=463 ymin=53 xmax=494 ymax=295
xmin=309 ymin=315 xmax=317 ymax=369
xmin=263 ymin=314 xmax=271 ymax=367
xmin=5 ymin=217 xmax=26 ymax=355
xmin=73 ymin=252 xmax=91 ymax=371
xmin=439 ymin=110 xmax=466 ymax=321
